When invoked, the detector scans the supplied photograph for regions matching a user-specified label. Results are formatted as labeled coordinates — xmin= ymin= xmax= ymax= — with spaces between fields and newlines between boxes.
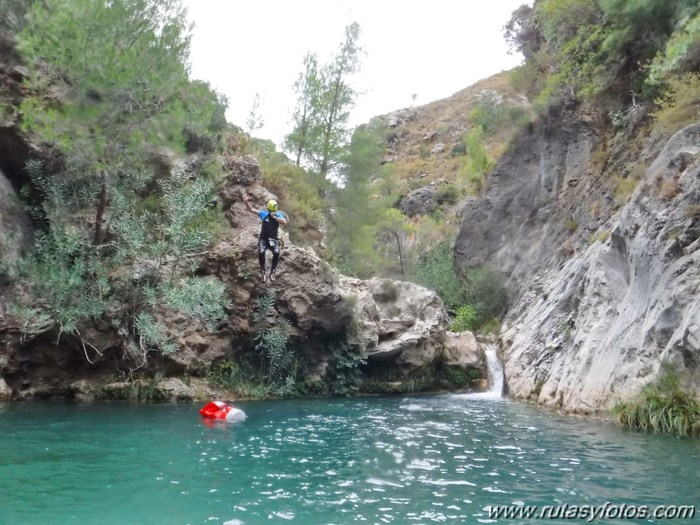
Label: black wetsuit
xmin=258 ymin=210 xmax=282 ymax=274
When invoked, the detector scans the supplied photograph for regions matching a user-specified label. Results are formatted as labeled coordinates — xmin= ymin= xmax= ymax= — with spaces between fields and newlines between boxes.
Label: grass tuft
xmin=613 ymin=362 xmax=700 ymax=437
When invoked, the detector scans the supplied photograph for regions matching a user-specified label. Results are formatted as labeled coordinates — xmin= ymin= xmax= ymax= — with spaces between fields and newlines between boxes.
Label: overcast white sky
xmin=182 ymin=1 xmax=531 ymax=147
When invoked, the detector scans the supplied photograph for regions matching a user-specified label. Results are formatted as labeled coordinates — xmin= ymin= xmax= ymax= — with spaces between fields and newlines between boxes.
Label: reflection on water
xmin=0 ymin=396 xmax=698 ymax=525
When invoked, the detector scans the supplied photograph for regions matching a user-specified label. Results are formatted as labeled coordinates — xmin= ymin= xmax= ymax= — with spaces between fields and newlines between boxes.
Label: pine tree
xmin=285 ymin=22 xmax=363 ymax=197
xmin=285 ymin=52 xmax=320 ymax=166
xmin=329 ymin=125 xmax=383 ymax=277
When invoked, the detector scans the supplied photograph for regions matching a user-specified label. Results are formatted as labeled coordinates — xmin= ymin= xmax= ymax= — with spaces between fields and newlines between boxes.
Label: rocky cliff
xmin=0 ymin=26 xmax=492 ymax=401
xmin=455 ymin=108 xmax=700 ymax=413
xmin=0 ymin=148 xmax=491 ymax=400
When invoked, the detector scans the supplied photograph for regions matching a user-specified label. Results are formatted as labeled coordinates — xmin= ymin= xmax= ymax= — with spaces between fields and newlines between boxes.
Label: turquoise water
xmin=0 ymin=396 xmax=698 ymax=525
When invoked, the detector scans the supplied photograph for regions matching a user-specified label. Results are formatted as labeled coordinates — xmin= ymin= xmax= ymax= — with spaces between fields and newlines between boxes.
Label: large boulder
xmin=443 ymin=330 xmax=484 ymax=369
xmin=204 ymin=170 xmax=450 ymax=377
xmin=205 ymin=236 xmax=450 ymax=373
xmin=399 ymin=186 xmax=438 ymax=217
xmin=347 ymin=277 xmax=449 ymax=368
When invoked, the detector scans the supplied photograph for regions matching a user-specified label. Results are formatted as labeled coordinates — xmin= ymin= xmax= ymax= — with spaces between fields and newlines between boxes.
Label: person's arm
xmin=241 ymin=194 xmax=260 ymax=217
xmin=272 ymin=211 xmax=288 ymax=225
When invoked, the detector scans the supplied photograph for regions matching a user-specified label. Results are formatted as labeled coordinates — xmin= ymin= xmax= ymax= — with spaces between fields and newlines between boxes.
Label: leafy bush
xmin=653 ymin=73 xmax=700 ymax=135
xmin=459 ymin=266 xmax=509 ymax=325
xmin=325 ymin=337 xmax=366 ymax=397
xmin=479 ymin=318 xmax=502 ymax=336
xmin=207 ymin=360 xmax=275 ymax=399
xmin=436 ymin=183 xmax=460 ymax=205
xmin=468 ymin=94 xmax=506 ymax=135
xmin=252 ymin=292 xmax=295 ymax=386
xmin=134 ymin=312 xmax=177 ymax=355
xmin=648 ymin=12 xmax=700 ymax=86
xmin=450 ymin=305 xmax=478 ymax=332
xmin=510 ymin=0 xmax=700 ymax=105
xmin=444 ymin=366 xmax=482 ymax=387
xmin=462 ymin=126 xmax=495 ymax=194
xmin=450 ymin=142 xmax=467 ymax=157
xmin=407 ymin=235 xmax=466 ymax=311
xmin=565 ymin=218 xmax=578 ymax=233
xmin=16 ymin=160 xmax=229 ymax=358
xmin=408 ymin=236 xmax=508 ymax=326
xmin=614 ymin=362 xmax=700 ymax=436
xmin=12 ymin=1 xmax=231 ymax=361
xmin=163 ymin=278 xmax=229 ymax=329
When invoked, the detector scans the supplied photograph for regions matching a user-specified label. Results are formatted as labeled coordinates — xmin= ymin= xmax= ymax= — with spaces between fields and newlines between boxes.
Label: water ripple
xmin=0 ymin=397 xmax=698 ymax=524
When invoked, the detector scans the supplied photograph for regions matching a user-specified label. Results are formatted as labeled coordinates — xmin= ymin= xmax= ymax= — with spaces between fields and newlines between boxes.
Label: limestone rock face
xmin=155 ymin=377 xmax=196 ymax=401
xmin=0 ymin=169 xmax=32 ymax=276
xmin=455 ymin=118 xmax=598 ymax=296
xmin=457 ymin=120 xmax=700 ymax=412
xmin=0 ymin=377 xmax=11 ymax=400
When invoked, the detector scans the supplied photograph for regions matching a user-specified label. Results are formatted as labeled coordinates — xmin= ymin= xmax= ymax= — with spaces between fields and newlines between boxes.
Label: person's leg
xmin=269 ymin=241 xmax=281 ymax=279
xmin=258 ymin=240 xmax=267 ymax=280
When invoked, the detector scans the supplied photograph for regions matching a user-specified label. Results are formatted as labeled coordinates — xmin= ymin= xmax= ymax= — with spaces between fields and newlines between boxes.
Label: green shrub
xmin=134 ymin=312 xmax=177 ymax=355
xmin=614 ymin=362 xmax=700 ymax=436
xmin=162 ymin=278 xmax=229 ymax=329
xmin=461 ymin=126 xmax=495 ymax=194
xmin=327 ymin=339 xmax=366 ymax=397
xmin=406 ymin=235 xmax=466 ymax=311
xmin=408 ymin=236 xmax=508 ymax=326
xmin=565 ymin=218 xmax=578 ymax=233
xmin=653 ymin=73 xmax=700 ymax=135
xmin=184 ymin=207 xmax=230 ymax=242
xmin=444 ymin=366 xmax=482 ymax=387
xmin=479 ymin=318 xmax=502 ymax=336
xmin=685 ymin=205 xmax=700 ymax=219
xmin=462 ymin=266 xmax=509 ymax=325
xmin=450 ymin=305 xmax=478 ymax=332
xmin=450 ymin=141 xmax=467 ymax=157
xmin=436 ymin=183 xmax=460 ymax=205
xmin=468 ymin=94 xmax=506 ymax=135
xmin=207 ymin=360 xmax=274 ymax=399
xmin=647 ymin=11 xmax=700 ymax=85
xmin=252 ymin=291 xmax=295 ymax=386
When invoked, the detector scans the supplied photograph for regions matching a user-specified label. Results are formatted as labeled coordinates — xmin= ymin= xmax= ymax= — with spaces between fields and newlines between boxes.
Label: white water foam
xmin=454 ymin=344 xmax=504 ymax=400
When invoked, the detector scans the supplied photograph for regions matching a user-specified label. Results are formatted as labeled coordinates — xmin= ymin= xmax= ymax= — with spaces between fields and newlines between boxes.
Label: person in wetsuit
xmin=242 ymin=194 xmax=288 ymax=282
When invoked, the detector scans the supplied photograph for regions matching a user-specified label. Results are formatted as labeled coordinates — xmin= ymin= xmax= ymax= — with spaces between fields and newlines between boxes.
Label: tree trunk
xmin=394 ymin=231 xmax=405 ymax=275
xmin=93 ymin=171 xmax=107 ymax=246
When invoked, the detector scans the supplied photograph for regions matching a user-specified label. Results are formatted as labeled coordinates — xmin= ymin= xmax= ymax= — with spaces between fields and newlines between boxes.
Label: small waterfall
xmin=453 ymin=343 xmax=504 ymax=400
xmin=483 ymin=344 xmax=504 ymax=398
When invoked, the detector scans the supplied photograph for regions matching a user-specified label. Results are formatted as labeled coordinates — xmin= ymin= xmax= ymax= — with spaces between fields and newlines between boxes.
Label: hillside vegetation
xmin=2 ymin=0 xmax=700 ymax=423
xmin=328 ymin=0 xmax=700 ymax=332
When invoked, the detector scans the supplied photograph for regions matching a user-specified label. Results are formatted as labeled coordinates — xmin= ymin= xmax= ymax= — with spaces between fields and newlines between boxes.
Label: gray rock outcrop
xmin=443 ymin=330 xmax=485 ymax=369
xmin=399 ymin=186 xmax=438 ymax=217
xmin=0 ymin=169 xmax=32 ymax=276
xmin=456 ymin=117 xmax=700 ymax=412
xmin=208 ymin=171 xmax=450 ymax=374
